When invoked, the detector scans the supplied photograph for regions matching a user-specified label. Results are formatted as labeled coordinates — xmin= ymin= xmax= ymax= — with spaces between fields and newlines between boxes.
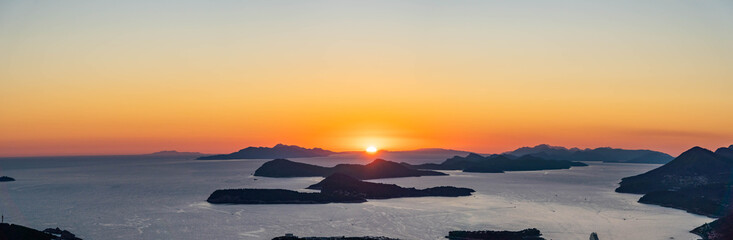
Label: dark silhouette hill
xmin=616 ymin=145 xmax=733 ymax=217
xmin=0 ymin=223 xmax=82 ymax=240
xmin=306 ymin=173 xmax=474 ymax=198
xmin=207 ymin=173 xmax=474 ymax=204
xmin=507 ymin=144 xmax=582 ymax=159
xmin=0 ymin=176 xmax=15 ymax=182
xmin=715 ymin=145 xmax=733 ymax=159
xmin=254 ymin=159 xmax=446 ymax=179
xmin=198 ymin=144 xmax=334 ymax=160
xmin=504 ymin=144 xmax=673 ymax=164
xmin=0 ymin=223 xmax=53 ymax=240
xmin=405 ymin=153 xmax=587 ymax=173
xmin=616 ymin=147 xmax=732 ymax=194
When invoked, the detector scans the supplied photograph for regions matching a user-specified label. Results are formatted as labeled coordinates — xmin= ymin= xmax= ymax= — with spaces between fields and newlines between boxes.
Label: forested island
xmin=0 ymin=176 xmax=15 ymax=182
xmin=445 ymin=228 xmax=545 ymax=240
xmin=207 ymin=173 xmax=474 ymax=204
xmin=254 ymin=158 xmax=446 ymax=179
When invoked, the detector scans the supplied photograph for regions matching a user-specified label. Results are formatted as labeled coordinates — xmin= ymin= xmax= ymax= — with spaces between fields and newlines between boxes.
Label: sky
xmin=1 ymin=0 xmax=732 ymax=157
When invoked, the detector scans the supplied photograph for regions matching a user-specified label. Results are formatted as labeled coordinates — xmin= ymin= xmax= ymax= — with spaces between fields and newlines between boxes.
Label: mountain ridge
xmin=405 ymin=153 xmax=587 ymax=173
xmin=198 ymin=144 xmax=335 ymax=160
xmin=503 ymin=144 xmax=674 ymax=164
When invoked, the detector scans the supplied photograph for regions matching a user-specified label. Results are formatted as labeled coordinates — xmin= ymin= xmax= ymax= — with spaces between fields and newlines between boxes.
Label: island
xmin=269 ymin=228 xmax=593 ymax=240
xmin=405 ymin=153 xmax=587 ymax=173
xmin=207 ymin=188 xmax=366 ymax=204
xmin=206 ymin=173 xmax=474 ymax=204
xmin=615 ymin=146 xmax=733 ymax=217
xmin=254 ymin=158 xmax=446 ymax=179
xmin=272 ymin=234 xmax=398 ymax=240
xmin=445 ymin=228 xmax=545 ymax=240
xmin=504 ymin=144 xmax=674 ymax=164
xmin=198 ymin=144 xmax=334 ymax=160
xmin=0 ymin=223 xmax=82 ymax=240
xmin=0 ymin=176 xmax=15 ymax=182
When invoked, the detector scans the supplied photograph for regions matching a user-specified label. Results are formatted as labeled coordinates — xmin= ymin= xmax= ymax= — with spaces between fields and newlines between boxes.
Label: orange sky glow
xmin=1 ymin=1 xmax=732 ymax=157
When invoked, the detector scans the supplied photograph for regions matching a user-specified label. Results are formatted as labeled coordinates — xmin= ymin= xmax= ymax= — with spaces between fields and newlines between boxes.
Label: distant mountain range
xmin=195 ymin=143 xmax=673 ymax=165
xmin=405 ymin=153 xmax=587 ymax=173
xmin=339 ymin=148 xmax=471 ymax=155
xmin=374 ymin=148 xmax=473 ymax=156
xmin=254 ymin=158 xmax=446 ymax=179
xmin=0 ymin=151 xmax=209 ymax=160
xmin=197 ymin=144 xmax=334 ymax=160
xmin=143 ymin=150 xmax=209 ymax=158
xmin=503 ymin=144 xmax=674 ymax=164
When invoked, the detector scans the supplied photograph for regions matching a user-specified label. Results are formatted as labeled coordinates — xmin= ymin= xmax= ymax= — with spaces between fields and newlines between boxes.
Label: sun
xmin=366 ymin=146 xmax=378 ymax=153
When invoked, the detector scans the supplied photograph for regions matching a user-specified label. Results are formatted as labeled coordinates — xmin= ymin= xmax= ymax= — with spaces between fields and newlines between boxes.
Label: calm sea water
xmin=0 ymin=153 xmax=712 ymax=240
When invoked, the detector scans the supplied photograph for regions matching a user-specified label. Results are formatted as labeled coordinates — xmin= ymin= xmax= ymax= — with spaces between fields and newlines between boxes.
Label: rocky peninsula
xmin=616 ymin=146 xmax=733 ymax=217
xmin=691 ymin=211 xmax=733 ymax=240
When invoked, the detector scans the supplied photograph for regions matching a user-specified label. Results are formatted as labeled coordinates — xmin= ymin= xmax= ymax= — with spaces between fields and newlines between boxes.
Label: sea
xmin=0 ymin=152 xmax=713 ymax=240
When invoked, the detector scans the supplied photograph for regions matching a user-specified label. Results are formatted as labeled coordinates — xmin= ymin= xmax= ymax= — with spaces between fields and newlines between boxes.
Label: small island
xmin=207 ymin=173 xmax=474 ymax=204
xmin=405 ymin=153 xmax=587 ymax=173
xmin=0 ymin=176 xmax=15 ymax=182
xmin=445 ymin=228 xmax=545 ymax=240
xmin=207 ymin=188 xmax=366 ymax=204
xmin=272 ymin=234 xmax=399 ymax=240
xmin=198 ymin=144 xmax=334 ymax=160
xmin=254 ymin=158 xmax=446 ymax=180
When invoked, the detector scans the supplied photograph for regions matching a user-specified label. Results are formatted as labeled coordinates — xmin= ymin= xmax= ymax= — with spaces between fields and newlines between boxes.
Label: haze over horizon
xmin=2 ymin=0 xmax=732 ymax=157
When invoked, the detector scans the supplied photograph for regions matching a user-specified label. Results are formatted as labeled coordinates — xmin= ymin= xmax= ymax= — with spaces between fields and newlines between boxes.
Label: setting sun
xmin=366 ymin=146 xmax=378 ymax=153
